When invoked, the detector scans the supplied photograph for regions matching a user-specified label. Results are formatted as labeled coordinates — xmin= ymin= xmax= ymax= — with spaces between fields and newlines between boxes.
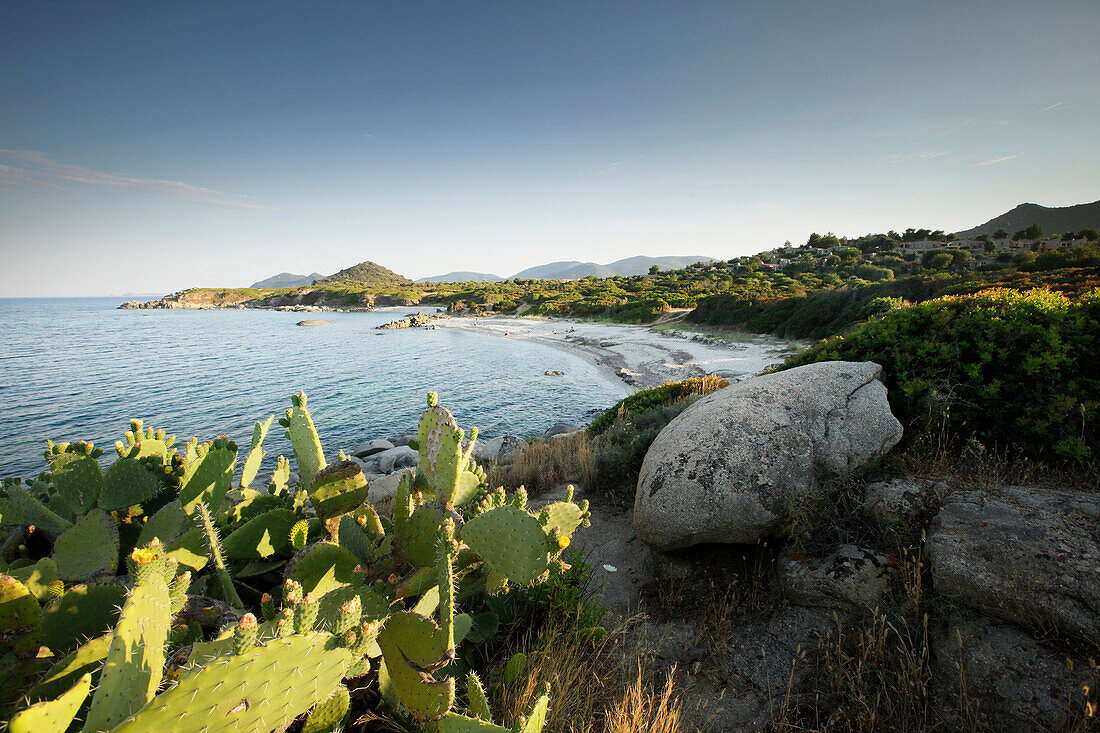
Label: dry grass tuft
xmin=489 ymin=431 xmax=596 ymax=494
xmin=605 ymin=663 xmax=684 ymax=733
xmin=485 ymin=617 xmax=687 ymax=733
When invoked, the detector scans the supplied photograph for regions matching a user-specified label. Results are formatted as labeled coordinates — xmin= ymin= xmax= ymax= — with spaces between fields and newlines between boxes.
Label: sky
xmin=1 ymin=1 xmax=1099 ymax=296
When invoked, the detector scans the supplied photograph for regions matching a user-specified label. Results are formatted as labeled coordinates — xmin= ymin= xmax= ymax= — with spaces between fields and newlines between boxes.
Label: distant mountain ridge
xmin=249 ymin=272 xmax=324 ymax=288
xmin=417 ymin=271 xmax=504 ymax=283
xmin=956 ymin=200 xmax=1100 ymax=238
xmin=415 ymin=255 xmax=715 ymax=282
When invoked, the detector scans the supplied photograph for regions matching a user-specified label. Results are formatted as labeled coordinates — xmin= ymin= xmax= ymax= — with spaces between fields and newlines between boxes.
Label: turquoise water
xmin=0 ymin=298 xmax=628 ymax=479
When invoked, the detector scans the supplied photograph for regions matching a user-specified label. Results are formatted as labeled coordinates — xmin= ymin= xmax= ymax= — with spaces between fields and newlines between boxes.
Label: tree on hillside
xmin=993 ymin=228 xmax=1008 ymax=240
xmin=1023 ymin=223 xmax=1043 ymax=239
xmin=1079 ymin=228 xmax=1099 ymax=242
xmin=648 ymin=265 xmax=660 ymax=275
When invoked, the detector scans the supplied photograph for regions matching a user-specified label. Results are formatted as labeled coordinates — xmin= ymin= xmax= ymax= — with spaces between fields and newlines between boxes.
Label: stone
xmin=544 ymin=370 xmax=564 ymax=376
xmin=472 ymin=436 xmax=529 ymax=465
xmin=777 ymin=544 xmax=894 ymax=613
xmin=351 ymin=439 xmax=394 ymax=459
xmin=543 ymin=421 xmax=582 ymax=439
xmin=374 ymin=446 xmax=419 ymax=474
xmin=387 ymin=433 xmax=417 ymax=447
xmin=634 ymin=361 xmax=903 ymax=550
xmin=930 ymin=617 xmax=1098 ymax=732
xmin=864 ymin=477 xmax=944 ymax=524
xmin=697 ymin=606 xmax=835 ymax=732
xmin=295 ymin=320 xmax=334 ymax=326
xmin=927 ymin=486 xmax=1100 ymax=645
xmin=366 ymin=471 xmax=404 ymax=504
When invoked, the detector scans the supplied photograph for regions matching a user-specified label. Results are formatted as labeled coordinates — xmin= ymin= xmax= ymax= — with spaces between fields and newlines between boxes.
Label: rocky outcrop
xmin=472 ymin=436 xmax=528 ymax=465
xmin=376 ymin=312 xmax=448 ymax=329
xmin=863 ymin=477 xmax=945 ymax=525
xmin=543 ymin=422 xmax=582 ymax=439
xmin=927 ymin=486 xmax=1100 ymax=645
xmin=930 ymin=618 xmax=1098 ymax=732
xmin=634 ymin=361 xmax=903 ymax=550
xmin=777 ymin=544 xmax=894 ymax=614
xmin=352 ymin=439 xmax=394 ymax=459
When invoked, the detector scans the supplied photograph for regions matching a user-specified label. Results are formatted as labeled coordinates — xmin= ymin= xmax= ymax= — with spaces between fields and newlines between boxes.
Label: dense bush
xmin=781 ymin=288 xmax=1100 ymax=461
xmin=588 ymin=375 xmax=729 ymax=435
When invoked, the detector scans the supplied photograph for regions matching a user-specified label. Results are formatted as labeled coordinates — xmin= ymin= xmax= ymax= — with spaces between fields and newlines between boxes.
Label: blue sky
xmin=2 ymin=1 xmax=1098 ymax=296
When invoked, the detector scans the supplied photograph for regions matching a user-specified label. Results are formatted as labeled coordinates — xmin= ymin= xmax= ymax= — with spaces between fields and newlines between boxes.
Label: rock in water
xmin=928 ymin=486 xmax=1100 ymax=645
xmin=634 ymin=361 xmax=902 ymax=550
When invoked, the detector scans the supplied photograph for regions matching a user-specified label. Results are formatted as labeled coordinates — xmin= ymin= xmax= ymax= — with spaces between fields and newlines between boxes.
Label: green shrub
xmin=587 ymin=375 xmax=729 ymax=435
xmin=781 ymin=288 xmax=1100 ymax=461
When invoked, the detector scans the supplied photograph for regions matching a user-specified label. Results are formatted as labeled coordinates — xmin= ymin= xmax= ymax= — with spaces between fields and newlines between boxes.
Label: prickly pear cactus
xmin=0 ymin=477 xmax=72 ymax=534
xmin=0 ymin=574 xmax=42 ymax=657
xmin=52 ymin=509 xmax=118 ymax=582
xmin=461 ymin=506 xmax=551 ymax=584
xmin=309 ymin=460 xmax=368 ymax=525
xmin=114 ymin=419 xmax=175 ymax=460
xmin=98 ymin=457 xmax=162 ymax=511
xmin=417 ymin=393 xmax=481 ymax=505
xmin=8 ymin=671 xmax=92 ymax=733
xmin=280 ymin=391 xmax=327 ymax=489
xmin=112 ymin=632 xmax=354 ymax=733
xmin=378 ymin=611 xmax=456 ymax=720
xmin=222 ymin=508 xmax=298 ymax=560
xmin=45 ymin=441 xmax=103 ymax=514
xmin=179 ymin=437 xmax=238 ymax=515
xmin=303 ymin=682 xmax=351 ymax=733
xmin=239 ymin=415 xmax=273 ymax=489
xmin=82 ymin=572 xmax=171 ymax=732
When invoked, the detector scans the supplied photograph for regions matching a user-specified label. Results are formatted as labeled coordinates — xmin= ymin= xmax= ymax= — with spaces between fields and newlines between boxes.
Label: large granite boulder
xmin=634 ymin=361 xmax=903 ymax=550
xmin=472 ymin=436 xmax=529 ymax=465
xmin=927 ymin=487 xmax=1100 ymax=645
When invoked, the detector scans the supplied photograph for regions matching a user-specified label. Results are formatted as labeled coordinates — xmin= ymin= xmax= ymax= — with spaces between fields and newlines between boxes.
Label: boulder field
xmin=590 ymin=359 xmax=1100 ymax=731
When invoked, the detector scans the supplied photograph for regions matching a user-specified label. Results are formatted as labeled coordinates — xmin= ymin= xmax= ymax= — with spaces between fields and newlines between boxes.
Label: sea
xmin=0 ymin=298 xmax=630 ymax=479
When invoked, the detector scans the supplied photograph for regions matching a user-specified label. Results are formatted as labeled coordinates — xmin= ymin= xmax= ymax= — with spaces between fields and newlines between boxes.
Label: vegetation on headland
xmin=146 ymin=223 xmax=1100 ymax=342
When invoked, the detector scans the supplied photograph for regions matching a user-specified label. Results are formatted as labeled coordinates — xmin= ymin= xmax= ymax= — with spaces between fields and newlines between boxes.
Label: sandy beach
xmin=434 ymin=314 xmax=801 ymax=393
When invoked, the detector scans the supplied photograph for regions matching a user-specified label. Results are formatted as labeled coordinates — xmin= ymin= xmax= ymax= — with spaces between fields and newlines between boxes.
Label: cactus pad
xmin=309 ymin=461 xmax=368 ymax=523
xmin=377 ymin=611 xmax=455 ymax=720
xmin=0 ymin=478 xmax=72 ymax=534
xmin=0 ymin=574 xmax=42 ymax=657
xmin=53 ymin=509 xmax=119 ymax=582
xmin=240 ymin=415 xmax=273 ymax=489
xmin=9 ymin=671 xmax=92 ymax=733
xmin=41 ymin=583 xmax=126 ymax=655
xmin=461 ymin=506 xmax=550 ymax=584
xmin=179 ymin=440 xmax=237 ymax=515
xmin=47 ymin=450 xmax=102 ymax=514
xmin=303 ymin=683 xmax=350 ymax=733
xmin=29 ymin=633 xmax=111 ymax=702
xmin=223 ymin=508 xmax=298 ymax=560
xmin=82 ymin=574 xmax=171 ymax=732
xmin=98 ymin=458 xmax=162 ymax=511
xmin=8 ymin=557 xmax=60 ymax=602
xmin=394 ymin=504 xmax=448 ymax=567
xmin=282 ymin=391 xmax=327 ymax=489
xmin=112 ymin=632 xmax=353 ymax=733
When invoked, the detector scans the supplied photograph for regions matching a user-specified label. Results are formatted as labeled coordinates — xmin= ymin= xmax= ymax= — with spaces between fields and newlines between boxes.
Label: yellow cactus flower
xmin=557 ymin=535 xmax=570 ymax=550
xmin=130 ymin=547 xmax=158 ymax=565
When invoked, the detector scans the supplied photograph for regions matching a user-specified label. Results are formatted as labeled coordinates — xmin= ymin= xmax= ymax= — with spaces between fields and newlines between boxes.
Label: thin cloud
xmin=0 ymin=149 xmax=275 ymax=210
xmin=971 ymin=153 xmax=1021 ymax=167
xmin=1033 ymin=102 xmax=1063 ymax=114
xmin=886 ymin=151 xmax=946 ymax=163
xmin=599 ymin=160 xmax=628 ymax=175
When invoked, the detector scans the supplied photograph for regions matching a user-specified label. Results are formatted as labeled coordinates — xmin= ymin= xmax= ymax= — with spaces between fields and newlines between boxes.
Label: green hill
xmin=956 ymin=200 xmax=1100 ymax=238
xmin=314 ymin=261 xmax=414 ymax=288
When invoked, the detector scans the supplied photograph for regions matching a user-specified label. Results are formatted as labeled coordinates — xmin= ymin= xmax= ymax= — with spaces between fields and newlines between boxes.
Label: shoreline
xmin=433 ymin=314 xmax=802 ymax=393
